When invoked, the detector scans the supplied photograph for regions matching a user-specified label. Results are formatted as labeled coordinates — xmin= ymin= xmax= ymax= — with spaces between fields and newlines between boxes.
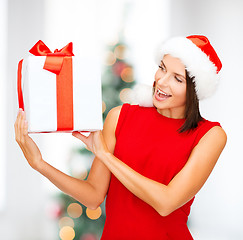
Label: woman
xmin=15 ymin=35 xmax=227 ymax=239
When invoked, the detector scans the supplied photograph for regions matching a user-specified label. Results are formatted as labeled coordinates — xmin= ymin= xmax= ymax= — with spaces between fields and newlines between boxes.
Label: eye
xmin=175 ymin=76 xmax=183 ymax=83
xmin=158 ymin=65 xmax=166 ymax=71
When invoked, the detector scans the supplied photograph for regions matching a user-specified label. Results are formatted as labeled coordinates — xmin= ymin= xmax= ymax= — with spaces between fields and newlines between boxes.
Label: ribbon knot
xmin=29 ymin=40 xmax=74 ymax=74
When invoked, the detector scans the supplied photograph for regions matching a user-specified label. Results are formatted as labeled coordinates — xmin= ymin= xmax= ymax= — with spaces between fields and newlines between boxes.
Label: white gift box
xmin=18 ymin=56 xmax=103 ymax=133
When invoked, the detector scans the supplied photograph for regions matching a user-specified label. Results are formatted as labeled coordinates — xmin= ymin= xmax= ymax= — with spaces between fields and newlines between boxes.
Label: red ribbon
xmin=29 ymin=40 xmax=74 ymax=75
xmin=17 ymin=59 xmax=24 ymax=110
xmin=17 ymin=40 xmax=74 ymax=131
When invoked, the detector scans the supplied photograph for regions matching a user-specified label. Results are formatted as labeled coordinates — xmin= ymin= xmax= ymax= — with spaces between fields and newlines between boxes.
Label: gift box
xmin=17 ymin=40 xmax=103 ymax=133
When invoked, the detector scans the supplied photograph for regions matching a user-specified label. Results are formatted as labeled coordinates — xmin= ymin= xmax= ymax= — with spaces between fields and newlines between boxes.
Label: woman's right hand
xmin=14 ymin=109 xmax=43 ymax=171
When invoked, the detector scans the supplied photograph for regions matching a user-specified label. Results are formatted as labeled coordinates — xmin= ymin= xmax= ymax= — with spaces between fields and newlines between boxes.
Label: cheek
xmin=154 ymin=70 xmax=160 ymax=81
xmin=172 ymin=84 xmax=187 ymax=102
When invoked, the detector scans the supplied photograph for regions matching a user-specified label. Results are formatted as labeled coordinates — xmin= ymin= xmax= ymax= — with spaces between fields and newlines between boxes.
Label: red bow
xmin=29 ymin=40 xmax=74 ymax=74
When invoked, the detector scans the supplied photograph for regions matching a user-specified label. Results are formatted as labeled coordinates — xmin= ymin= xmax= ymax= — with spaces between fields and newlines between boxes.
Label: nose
xmin=157 ymin=72 xmax=170 ymax=86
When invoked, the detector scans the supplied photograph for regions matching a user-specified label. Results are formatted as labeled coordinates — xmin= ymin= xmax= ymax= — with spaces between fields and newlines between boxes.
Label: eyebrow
xmin=161 ymin=60 xmax=186 ymax=80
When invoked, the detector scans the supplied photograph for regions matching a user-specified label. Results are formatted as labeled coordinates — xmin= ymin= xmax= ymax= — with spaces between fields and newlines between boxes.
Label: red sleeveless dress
xmin=101 ymin=104 xmax=221 ymax=240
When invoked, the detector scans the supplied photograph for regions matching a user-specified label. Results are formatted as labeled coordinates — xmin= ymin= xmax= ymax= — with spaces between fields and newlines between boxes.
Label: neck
xmin=156 ymin=108 xmax=185 ymax=119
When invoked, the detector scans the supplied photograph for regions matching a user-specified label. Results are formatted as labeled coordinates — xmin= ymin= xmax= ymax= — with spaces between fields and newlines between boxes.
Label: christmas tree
xmin=52 ymin=33 xmax=136 ymax=240
xmin=102 ymin=34 xmax=135 ymax=118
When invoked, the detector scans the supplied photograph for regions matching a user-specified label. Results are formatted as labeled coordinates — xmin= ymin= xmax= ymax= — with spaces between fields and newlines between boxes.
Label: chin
xmin=152 ymin=97 xmax=164 ymax=109
xmin=152 ymin=95 xmax=157 ymax=107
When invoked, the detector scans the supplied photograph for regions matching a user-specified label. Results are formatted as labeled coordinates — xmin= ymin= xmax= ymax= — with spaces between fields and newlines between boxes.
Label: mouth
xmin=155 ymin=88 xmax=172 ymax=101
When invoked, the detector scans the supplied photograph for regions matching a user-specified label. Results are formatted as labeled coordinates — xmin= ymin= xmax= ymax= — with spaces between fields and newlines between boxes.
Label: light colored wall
xmin=169 ymin=0 xmax=243 ymax=239
xmin=1 ymin=0 xmax=56 ymax=239
xmin=0 ymin=0 xmax=8 ymax=211
xmin=1 ymin=0 xmax=170 ymax=239
xmin=3 ymin=0 xmax=240 ymax=239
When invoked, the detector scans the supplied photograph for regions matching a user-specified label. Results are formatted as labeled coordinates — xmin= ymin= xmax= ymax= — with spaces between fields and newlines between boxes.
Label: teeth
xmin=157 ymin=89 xmax=170 ymax=96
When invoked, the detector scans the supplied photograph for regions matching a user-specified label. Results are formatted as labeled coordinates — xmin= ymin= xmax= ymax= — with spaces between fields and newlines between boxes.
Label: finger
xmin=72 ymin=131 xmax=87 ymax=139
xmin=23 ymin=119 xmax=28 ymax=136
xmin=15 ymin=109 xmax=23 ymax=143
xmin=20 ymin=110 xmax=28 ymax=143
xmin=16 ymin=108 xmax=23 ymax=123
xmin=14 ymin=111 xmax=19 ymax=141
xmin=72 ymin=131 xmax=88 ymax=144
xmin=16 ymin=108 xmax=22 ymax=120
xmin=19 ymin=110 xmax=26 ymax=143
xmin=21 ymin=110 xmax=28 ymax=137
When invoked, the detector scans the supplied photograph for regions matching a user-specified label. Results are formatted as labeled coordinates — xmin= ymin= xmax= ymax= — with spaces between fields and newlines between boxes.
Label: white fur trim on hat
xmin=130 ymin=84 xmax=154 ymax=107
xmin=155 ymin=37 xmax=219 ymax=100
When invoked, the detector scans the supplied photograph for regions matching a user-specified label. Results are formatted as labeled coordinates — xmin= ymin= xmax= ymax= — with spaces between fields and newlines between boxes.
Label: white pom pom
xmin=130 ymin=84 xmax=154 ymax=107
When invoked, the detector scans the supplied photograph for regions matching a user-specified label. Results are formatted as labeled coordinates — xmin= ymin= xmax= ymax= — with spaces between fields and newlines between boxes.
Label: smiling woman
xmin=15 ymin=34 xmax=227 ymax=240
xmin=153 ymin=56 xmax=203 ymax=132
xmin=153 ymin=55 xmax=187 ymax=119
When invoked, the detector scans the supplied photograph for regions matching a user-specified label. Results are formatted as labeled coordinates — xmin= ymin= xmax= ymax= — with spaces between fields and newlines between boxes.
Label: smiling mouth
xmin=156 ymin=88 xmax=172 ymax=100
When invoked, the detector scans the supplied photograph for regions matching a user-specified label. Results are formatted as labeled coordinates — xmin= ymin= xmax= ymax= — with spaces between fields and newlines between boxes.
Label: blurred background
xmin=1 ymin=0 xmax=243 ymax=239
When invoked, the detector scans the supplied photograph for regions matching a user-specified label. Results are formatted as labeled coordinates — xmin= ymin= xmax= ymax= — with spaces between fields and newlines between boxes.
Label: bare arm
xmin=14 ymin=107 xmax=120 ymax=209
xmin=75 ymin=108 xmax=227 ymax=216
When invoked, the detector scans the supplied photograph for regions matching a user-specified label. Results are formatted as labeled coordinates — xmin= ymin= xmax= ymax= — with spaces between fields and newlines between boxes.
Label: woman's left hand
xmin=72 ymin=130 xmax=110 ymax=159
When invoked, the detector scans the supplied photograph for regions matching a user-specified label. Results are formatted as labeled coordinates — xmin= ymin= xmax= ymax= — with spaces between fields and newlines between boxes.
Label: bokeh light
xmin=114 ymin=44 xmax=126 ymax=60
xmin=107 ymin=34 xmax=119 ymax=46
xmin=86 ymin=207 xmax=102 ymax=220
xmin=59 ymin=216 xmax=75 ymax=228
xmin=45 ymin=201 xmax=63 ymax=219
xmin=59 ymin=226 xmax=75 ymax=240
xmin=80 ymin=233 xmax=98 ymax=240
xmin=67 ymin=203 xmax=83 ymax=218
xmin=105 ymin=51 xmax=116 ymax=66
xmin=119 ymin=88 xmax=133 ymax=103
xmin=121 ymin=67 xmax=133 ymax=82
xmin=102 ymin=100 xmax=106 ymax=113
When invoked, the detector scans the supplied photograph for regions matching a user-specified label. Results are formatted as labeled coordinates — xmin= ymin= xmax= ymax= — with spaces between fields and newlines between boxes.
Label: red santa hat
xmin=131 ymin=35 xmax=222 ymax=106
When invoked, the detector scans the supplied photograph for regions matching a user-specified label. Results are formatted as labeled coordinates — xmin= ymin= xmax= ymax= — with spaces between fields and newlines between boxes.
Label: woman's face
xmin=153 ymin=54 xmax=187 ymax=119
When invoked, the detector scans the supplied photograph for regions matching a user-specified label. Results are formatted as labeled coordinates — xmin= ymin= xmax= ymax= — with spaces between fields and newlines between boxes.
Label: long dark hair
xmin=152 ymin=70 xmax=203 ymax=133
xmin=179 ymin=70 xmax=203 ymax=133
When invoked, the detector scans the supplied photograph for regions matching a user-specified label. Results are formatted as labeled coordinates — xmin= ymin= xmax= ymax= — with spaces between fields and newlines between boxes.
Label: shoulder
xmin=203 ymin=125 xmax=227 ymax=144
xmin=106 ymin=103 xmax=139 ymax=122
xmin=104 ymin=104 xmax=128 ymax=130
xmin=196 ymin=124 xmax=227 ymax=152
xmin=191 ymin=118 xmax=227 ymax=150
xmin=108 ymin=105 xmax=123 ymax=116
xmin=105 ymin=105 xmax=123 ymax=126
xmin=102 ymin=106 xmax=123 ymax=150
